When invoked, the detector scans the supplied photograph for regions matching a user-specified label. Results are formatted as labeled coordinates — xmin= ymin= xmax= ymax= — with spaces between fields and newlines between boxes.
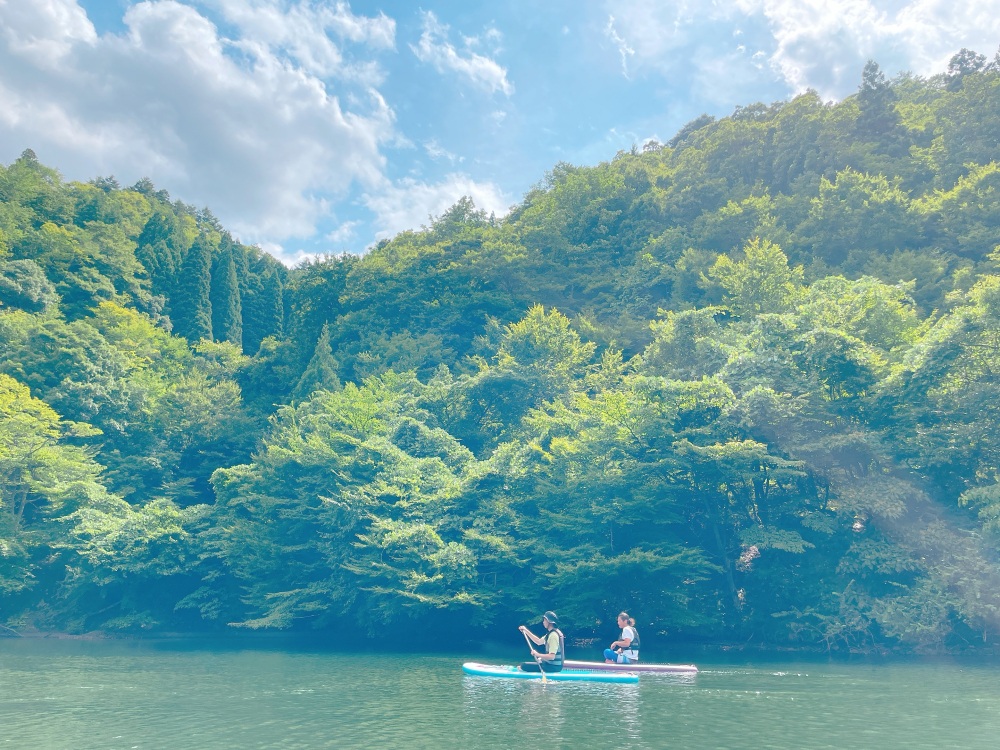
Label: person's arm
xmin=518 ymin=625 xmax=544 ymax=646
xmin=610 ymin=628 xmax=633 ymax=650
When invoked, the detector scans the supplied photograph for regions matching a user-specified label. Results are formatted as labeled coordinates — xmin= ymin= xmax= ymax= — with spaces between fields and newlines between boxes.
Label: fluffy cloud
xmin=0 ymin=0 xmax=97 ymax=65
xmin=606 ymin=0 xmax=1000 ymax=100
xmin=745 ymin=0 xmax=1000 ymax=96
xmin=205 ymin=0 xmax=395 ymax=80
xmin=410 ymin=10 xmax=514 ymax=96
xmin=0 ymin=0 xmax=394 ymax=252
xmin=601 ymin=0 xmax=786 ymax=107
xmin=364 ymin=174 xmax=511 ymax=241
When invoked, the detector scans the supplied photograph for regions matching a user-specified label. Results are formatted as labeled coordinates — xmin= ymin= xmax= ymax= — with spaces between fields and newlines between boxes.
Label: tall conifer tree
xmin=856 ymin=59 xmax=901 ymax=141
xmin=242 ymin=267 xmax=284 ymax=354
xmin=293 ymin=323 xmax=340 ymax=397
xmin=135 ymin=211 xmax=185 ymax=301
xmin=172 ymin=234 xmax=213 ymax=341
xmin=211 ymin=246 xmax=243 ymax=346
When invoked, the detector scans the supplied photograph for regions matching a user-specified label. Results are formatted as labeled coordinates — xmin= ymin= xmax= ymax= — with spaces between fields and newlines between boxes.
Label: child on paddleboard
xmin=518 ymin=611 xmax=564 ymax=673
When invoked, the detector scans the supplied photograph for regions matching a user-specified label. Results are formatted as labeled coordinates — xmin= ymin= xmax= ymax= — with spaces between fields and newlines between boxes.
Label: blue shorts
xmin=604 ymin=649 xmax=636 ymax=663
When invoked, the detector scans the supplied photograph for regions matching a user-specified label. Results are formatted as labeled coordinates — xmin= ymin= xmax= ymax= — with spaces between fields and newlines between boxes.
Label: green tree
xmin=293 ymin=323 xmax=340 ymax=398
xmin=0 ymin=374 xmax=108 ymax=593
xmin=794 ymin=169 xmax=915 ymax=267
xmin=135 ymin=209 xmax=188 ymax=303
xmin=913 ymin=162 xmax=1000 ymax=260
xmin=707 ymin=238 xmax=804 ymax=317
xmin=210 ymin=246 xmax=243 ymax=346
xmin=946 ymin=48 xmax=987 ymax=90
xmin=209 ymin=373 xmax=487 ymax=633
xmin=448 ymin=306 xmax=596 ymax=453
xmin=171 ymin=234 xmax=213 ymax=341
xmin=856 ymin=60 xmax=902 ymax=140
xmin=248 ymin=266 xmax=285 ymax=350
xmin=0 ymin=259 xmax=58 ymax=312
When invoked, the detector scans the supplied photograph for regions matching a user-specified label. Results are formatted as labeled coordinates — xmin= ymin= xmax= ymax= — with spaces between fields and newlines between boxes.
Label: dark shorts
xmin=519 ymin=661 xmax=563 ymax=673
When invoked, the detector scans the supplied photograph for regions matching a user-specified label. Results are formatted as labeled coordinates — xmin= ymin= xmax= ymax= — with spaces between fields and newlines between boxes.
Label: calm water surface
xmin=2 ymin=639 xmax=999 ymax=749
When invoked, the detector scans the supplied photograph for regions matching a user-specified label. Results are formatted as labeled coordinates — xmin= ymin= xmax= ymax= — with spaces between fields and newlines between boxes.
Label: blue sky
xmin=2 ymin=1 xmax=999 ymax=264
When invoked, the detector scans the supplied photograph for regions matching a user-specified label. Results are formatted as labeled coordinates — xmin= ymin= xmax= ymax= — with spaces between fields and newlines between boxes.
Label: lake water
xmin=2 ymin=639 xmax=999 ymax=749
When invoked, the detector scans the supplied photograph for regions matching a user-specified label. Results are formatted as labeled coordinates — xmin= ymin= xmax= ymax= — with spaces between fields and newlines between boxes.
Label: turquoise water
xmin=2 ymin=639 xmax=999 ymax=749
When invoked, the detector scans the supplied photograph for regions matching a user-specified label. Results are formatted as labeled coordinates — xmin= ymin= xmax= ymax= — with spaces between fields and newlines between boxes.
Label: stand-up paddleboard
xmin=562 ymin=659 xmax=698 ymax=673
xmin=462 ymin=662 xmax=638 ymax=684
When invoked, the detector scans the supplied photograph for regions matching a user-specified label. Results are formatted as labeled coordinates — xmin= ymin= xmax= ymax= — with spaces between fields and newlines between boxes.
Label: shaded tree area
xmin=4 ymin=54 xmax=1000 ymax=653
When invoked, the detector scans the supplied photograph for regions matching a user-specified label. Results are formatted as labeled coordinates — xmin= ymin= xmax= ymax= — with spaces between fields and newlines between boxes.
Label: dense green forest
xmin=4 ymin=53 xmax=1000 ymax=653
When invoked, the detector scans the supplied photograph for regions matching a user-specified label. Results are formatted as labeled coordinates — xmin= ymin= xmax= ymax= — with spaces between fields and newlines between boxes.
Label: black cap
xmin=542 ymin=610 xmax=558 ymax=624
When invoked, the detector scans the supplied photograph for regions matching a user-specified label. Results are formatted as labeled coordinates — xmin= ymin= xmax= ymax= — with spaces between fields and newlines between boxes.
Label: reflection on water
xmin=461 ymin=668 xmax=641 ymax=748
xmin=2 ymin=641 xmax=1000 ymax=750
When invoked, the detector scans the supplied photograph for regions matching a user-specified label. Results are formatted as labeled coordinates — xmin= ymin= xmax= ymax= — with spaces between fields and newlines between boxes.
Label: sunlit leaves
xmin=708 ymin=238 xmax=804 ymax=318
xmin=645 ymin=307 xmax=733 ymax=379
xmin=0 ymin=373 xmax=112 ymax=594
xmin=913 ymin=162 xmax=1000 ymax=259
xmin=798 ymin=275 xmax=923 ymax=353
xmin=797 ymin=169 xmax=915 ymax=266
xmin=64 ymin=495 xmax=200 ymax=581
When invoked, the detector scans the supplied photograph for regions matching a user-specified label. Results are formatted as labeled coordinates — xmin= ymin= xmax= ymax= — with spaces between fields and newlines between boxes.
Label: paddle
xmin=521 ymin=627 xmax=547 ymax=683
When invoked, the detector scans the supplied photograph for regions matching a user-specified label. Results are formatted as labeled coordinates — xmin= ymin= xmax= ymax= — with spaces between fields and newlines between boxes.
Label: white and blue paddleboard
xmin=461 ymin=662 xmax=638 ymax=684
xmin=562 ymin=659 xmax=698 ymax=674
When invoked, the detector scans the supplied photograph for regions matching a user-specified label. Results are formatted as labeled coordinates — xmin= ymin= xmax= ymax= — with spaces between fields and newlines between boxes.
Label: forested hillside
xmin=3 ymin=53 xmax=1000 ymax=653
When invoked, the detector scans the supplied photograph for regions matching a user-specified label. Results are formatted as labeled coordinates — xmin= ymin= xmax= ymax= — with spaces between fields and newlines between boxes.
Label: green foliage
xmin=794 ymin=169 xmax=915 ymax=267
xmin=6 ymin=56 xmax=1000 ymax=651
xmin=171 ymin=234 xmax=213 ymax=342
xmin=210 ymin=246 xmax=242 ymax=346
xmin=645 ymin=307 xmax=732 ymax=379
xmin=293 ymin=323 xmax=340 ymax=398
xmin=208 ymin=373 xmax=487 ymax=631
xmin=708 ymin=238 xmax=804 ymax=317
xmin=0 ymin=373 xmax=110 ymax=595
xmin=913 ymin=162 xmax=1000 ymax=259
xmin=0 ymin=259 xmax=58 ymax=312
xmin=856 ymin=60 xmax=903 ymax=143
xmin=447 ymin=306 xmax=596 ymax=453
xmin=242 ymin=264 xmax=285 ymax=354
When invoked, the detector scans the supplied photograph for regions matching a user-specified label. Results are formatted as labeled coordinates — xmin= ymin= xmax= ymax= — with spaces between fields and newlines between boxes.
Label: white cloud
xmin=739 ymin=0 xmax=1000 ymax=97
xmin=0 ymin=0 xmax=396 ymax=259
xmin=205 ymin=0 xmax=395 ymax=79
xmin=606 ymin=0 xmax=1000 ymax=100
xmin=0 ymin=0 xmax=96 ymax=66
xmin=325 ymin=219 xmax=362 ymax=245
xmin=424 ymin=139 xmax=462 ymax=163
xmin=732 ymin=0 xmax=893 ymax=96
xmin=605 ymin=15 xmax=636 ymax=78
xmin=364 ymin=174 xmax=512 ymax=242
xmin=483 ymin=27 xmax=504 ymax=47
xmin=410 ymin=10 xmax=514 ymax=96
xmin=601 ymin=0 xmax=724 ymax=71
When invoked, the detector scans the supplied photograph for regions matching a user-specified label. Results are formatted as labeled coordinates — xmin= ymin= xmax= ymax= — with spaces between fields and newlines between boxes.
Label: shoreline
xmin=6 ymin=628 xmax=1000 ymax=660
